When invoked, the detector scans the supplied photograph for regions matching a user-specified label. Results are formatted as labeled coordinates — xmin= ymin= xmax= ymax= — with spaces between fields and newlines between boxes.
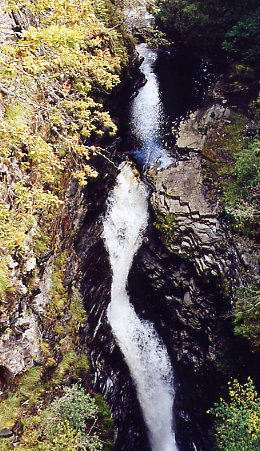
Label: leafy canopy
xmin=154 ymin=0 xmax=260 ymax=64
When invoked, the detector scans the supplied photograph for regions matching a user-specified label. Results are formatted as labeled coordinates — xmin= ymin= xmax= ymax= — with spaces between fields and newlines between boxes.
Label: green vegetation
xmin=233 ymin=280 xmax=260 ymax=350
xmin=0 ymin=0 xmax=128 ymax=299
xmin=0 ymin=384 xmax=113 ymax=450
xmin=154 ymin=211 xmax=176 ymax=243
xmin=0 ymin=366 xmax=43 ymax=430
xmin=154 ymin=0 xmax=260 ymax=64
xmin=201 ymin=109 xmax=259 ymax=237
xmin=208 ymin=378 xmax=260 ymax=450
xmin=201 ymin=108 xmax=259 ymax=348
xmin=224 ymin=138 xmax=259 ymax=235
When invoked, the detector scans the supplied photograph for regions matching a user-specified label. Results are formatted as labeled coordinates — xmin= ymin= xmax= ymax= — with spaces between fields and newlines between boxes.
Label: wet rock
xmin=0 ymin=429 xmax=13 ymax=438
xmin=31 ymin=261 xmax=53 ymax=315
xmin=12 ymin=420 xmax=23 ymax=437
xmin=148 ymin=153 xmax=239 ymax=284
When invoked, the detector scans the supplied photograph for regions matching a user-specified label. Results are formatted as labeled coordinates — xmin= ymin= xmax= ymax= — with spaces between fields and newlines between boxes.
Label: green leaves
xmin=155 ymin=0 xmax=260 ymax=63
xmin=233 ymin=281 xmax=260 ymax=349
xmin=224 ymin=138 xmax=260 ymax=235
xmin=209 ymin=378 xmax=260 ymax=451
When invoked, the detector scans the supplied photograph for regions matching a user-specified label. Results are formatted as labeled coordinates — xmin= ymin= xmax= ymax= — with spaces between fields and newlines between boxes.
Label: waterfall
xmin=129 ymin=43 xmax=173 ymax=170
xmin=103 ymin=162 xmax=178 ymax=451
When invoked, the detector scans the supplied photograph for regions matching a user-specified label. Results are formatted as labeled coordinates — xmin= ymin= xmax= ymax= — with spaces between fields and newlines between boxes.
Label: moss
xmin=5 ymin=103 xmax=30 ymax=130
xmin=0 ymin=366 xmax=43 ymax=430
xmin=49 ymin=251 xmax=68 ymax=314
xmin=40 ymin=341 xmax=51 ymax=358
xmin=0 ymin=257 xmax=10 ymax=299
xmin=0 ymin=392 xmax=20 ymax=429
xmin=74 ymin=355 xmax=89 ymax=378
xmin=33 ymin=231 xmax=51 ymax=258
xmin=52 ymin=351 xmax=78 ymax=384
xmin=202 ymin=112 xmax=248 ymax=176
xmin=67 ymin=289 xmax=87 ymax=333
xmin=95 ymin=394 xmax=114 ymax=450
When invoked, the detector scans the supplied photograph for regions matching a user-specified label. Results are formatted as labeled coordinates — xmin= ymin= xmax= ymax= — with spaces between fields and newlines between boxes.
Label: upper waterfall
xmin=103 ymin=163 xmax=178 ymax=451
xmin=128 ymin=43 xmax=173 ymax=170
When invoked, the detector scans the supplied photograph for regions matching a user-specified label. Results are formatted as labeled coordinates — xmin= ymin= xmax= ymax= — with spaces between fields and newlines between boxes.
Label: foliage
xmin=209 ymin=378 xmax=260 ymax=450
xmin=154 ymin=211 xmax=176 ymax=242
xmin=155 ymin=0 xmax=260 ymax=64
xmin=224 ymin=138 xmax=259 ymax=235
xmin=222 ymin=8 xmax=260 ymax=64
xmin=233 ymin=280 xmax=260 ymax=349
xmin=0 ymin=0 xmax=127 ymax=298
xmin=44 ymin=384 xmax=99 ymax=434
xmin=37 ymin=385 xmax=106 ymax=450
xmin=201 ymin=109 xmax=259 ymax=237
xmin=143 ymin=28 xmax=171 ymax=50
xmin=0 ymin=384 xmax=112 ymax=450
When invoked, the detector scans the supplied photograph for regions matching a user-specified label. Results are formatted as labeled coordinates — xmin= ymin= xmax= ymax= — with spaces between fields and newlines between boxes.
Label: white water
xmin=103 ymin=163 xmax=178 ymax=451
xmin=129 ymin=43 xmax=173 ymax=169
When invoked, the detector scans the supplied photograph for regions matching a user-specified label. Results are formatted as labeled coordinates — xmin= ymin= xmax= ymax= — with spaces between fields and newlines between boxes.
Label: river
xmin=103 ymin=40 xmax=179 ymax=450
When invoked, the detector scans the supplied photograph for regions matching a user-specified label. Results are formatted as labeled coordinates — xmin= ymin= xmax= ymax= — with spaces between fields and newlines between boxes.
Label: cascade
xmin=103 ymin=163 xmax=178 ymax=451
xmin=128 ymin=43 xmax=173 ymax=170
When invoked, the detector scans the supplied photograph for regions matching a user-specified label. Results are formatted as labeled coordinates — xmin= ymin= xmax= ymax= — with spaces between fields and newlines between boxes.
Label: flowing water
xmin=128 ymin=43 xmax=173 ymax=170
xmin=103 ymin=163 xmax=178 ymax=451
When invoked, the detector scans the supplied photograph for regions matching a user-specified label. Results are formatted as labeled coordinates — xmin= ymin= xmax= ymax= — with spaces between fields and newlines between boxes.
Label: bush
xmin=224 ymin=138 xmax=259 ymax=234
xmin=209 ymin=378 xmax=260 ymax=450
xmin=233 ymin=280 xmax=260 ymax=349
xmin=45 ymin=385 xmax=99 ymax=434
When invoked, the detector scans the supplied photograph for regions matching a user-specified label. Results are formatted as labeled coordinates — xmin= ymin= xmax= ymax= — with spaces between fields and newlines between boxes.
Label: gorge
xmin=0 ymin=1 xmax=259 ymax=451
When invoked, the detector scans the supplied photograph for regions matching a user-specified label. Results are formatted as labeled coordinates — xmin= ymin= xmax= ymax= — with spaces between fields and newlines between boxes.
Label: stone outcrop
xmin=0 ymin=0 xmax=34 ymax=45
xmin=176 ymin=103 xmax=230 ymax=150
xmin=149 ymin=153 xmax=238 ymax=283
xmin=0 ymin=310 xmax=40 ymax=377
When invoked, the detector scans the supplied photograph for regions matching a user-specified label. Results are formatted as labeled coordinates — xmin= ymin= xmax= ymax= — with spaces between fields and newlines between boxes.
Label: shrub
xmin=42 ymin=385 xmax=104 ymax=450
xmin=209 ymin=378 xmax=260 ymax=450
xmin=224 ymin=138 xmax=259 ymax=234
xmin=45 ymin=384 xmax=99 ymax=434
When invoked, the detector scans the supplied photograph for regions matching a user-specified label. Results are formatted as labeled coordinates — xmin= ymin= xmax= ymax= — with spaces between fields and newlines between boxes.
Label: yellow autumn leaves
xmin=0 ymin=0 xmax=126 ymax=295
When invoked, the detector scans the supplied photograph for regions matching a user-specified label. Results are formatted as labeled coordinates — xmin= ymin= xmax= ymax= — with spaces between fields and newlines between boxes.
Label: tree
xmin=0 ymin=0 xmax=127 ymax=294
xmin=155 ymin=0 xmax=260 ymax=64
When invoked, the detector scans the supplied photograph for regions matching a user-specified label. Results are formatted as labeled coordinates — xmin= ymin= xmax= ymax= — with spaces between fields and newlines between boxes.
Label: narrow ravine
xmin=99 ymin=35 xmax=215 ymax=449
xmin=103 ymin=163 xmax=178 ymax=451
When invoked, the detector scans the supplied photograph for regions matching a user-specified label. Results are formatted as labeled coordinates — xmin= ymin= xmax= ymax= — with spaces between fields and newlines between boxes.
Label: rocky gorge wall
xmin=127 ymin=94 xmax=259 ymax=448
xmin=73 ymin=92 xmax=258 ymax=451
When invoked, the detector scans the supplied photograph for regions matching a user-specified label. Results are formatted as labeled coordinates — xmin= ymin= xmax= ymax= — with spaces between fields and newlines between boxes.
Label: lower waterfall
xmin=103 ymin=162 xmax=178 ymax=451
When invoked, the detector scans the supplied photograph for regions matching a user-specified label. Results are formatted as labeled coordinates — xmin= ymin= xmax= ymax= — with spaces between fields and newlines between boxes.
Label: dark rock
xmin=0 ymin=429 xmax=13 ymax=438
xmin=12 ymin=420 xmax=23 ymax=436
